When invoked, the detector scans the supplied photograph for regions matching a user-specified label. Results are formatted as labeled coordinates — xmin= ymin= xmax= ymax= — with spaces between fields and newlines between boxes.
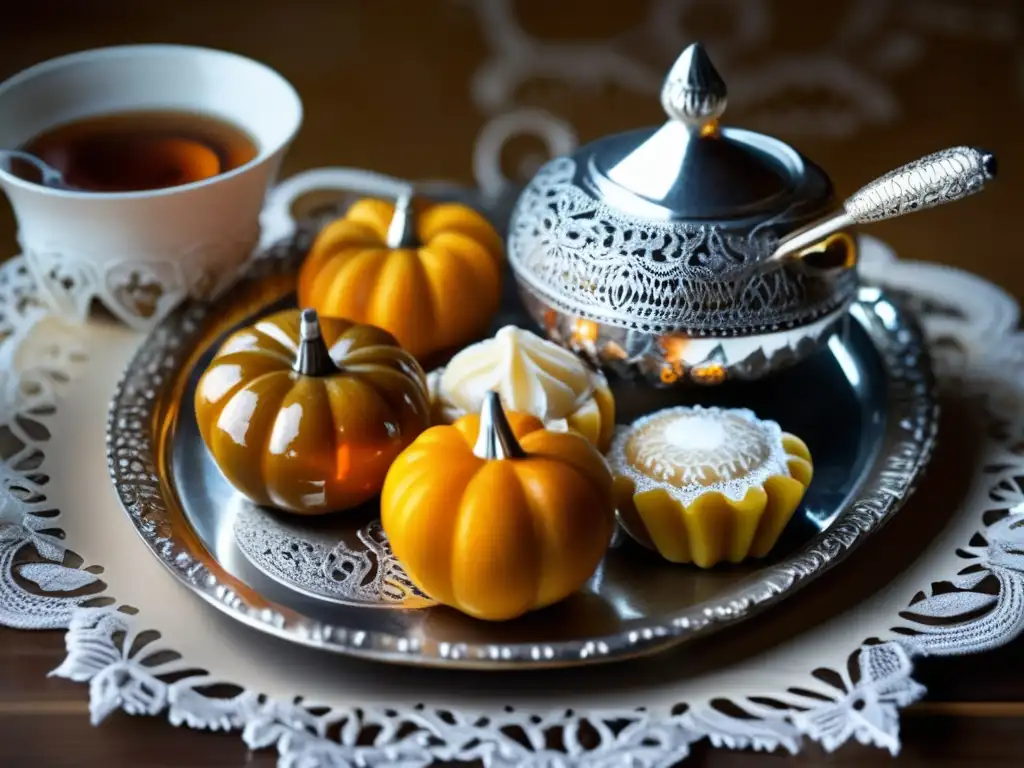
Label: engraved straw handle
xmin=845 ymin=146 xmax=996 ymax=223
xmin=770 ymin=146 xmax=997 ymax=262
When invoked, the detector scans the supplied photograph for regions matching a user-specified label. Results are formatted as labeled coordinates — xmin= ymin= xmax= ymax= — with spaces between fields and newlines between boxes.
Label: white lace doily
xmin=0 ymin=227 xmax=1022 ymax=765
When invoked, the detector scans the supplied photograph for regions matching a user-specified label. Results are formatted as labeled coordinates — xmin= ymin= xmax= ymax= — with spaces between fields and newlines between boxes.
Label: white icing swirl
xmin=438 ymin=325 xmax=593 ymax=421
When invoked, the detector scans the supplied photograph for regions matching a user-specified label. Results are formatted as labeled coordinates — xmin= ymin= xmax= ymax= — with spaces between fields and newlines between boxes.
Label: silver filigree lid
xmin=575 ymin=42 xmax=833 ymax=222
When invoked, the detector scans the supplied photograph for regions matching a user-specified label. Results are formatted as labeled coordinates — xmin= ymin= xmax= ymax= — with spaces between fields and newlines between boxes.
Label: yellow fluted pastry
xmin=610 ymin=405 xmax=813 ymax=567
xmin=427 ymin=324 xmax=615 ymax=451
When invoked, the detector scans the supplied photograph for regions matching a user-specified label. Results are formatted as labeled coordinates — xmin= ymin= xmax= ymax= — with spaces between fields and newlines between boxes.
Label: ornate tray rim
xmin=106 ymin=222 xmax=938 ymax=670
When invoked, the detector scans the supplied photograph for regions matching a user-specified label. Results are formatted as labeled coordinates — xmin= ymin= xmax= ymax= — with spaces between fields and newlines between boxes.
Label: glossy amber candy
xmin=194 ymin=308 xmax=430 ymax=515
xmin=610 ymin=405 xmax=813 ymax=567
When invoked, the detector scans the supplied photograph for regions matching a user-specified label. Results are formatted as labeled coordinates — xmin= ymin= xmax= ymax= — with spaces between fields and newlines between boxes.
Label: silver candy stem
xmin=473 ymin=391 xmax=525 ymax=461
xmin=386 ymin=192 xmax=418 ymax=249
xmin=660 ymin=42 xmax=728 ymax=132
xmin=770 ymin=146 xmax=997 ymax=262
xmin=294 ymin=309 xmax=339 ymax=377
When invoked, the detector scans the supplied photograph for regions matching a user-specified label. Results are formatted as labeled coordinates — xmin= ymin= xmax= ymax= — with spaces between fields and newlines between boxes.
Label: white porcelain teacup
xmin=0 ymin=45 xmax=302 ymax=330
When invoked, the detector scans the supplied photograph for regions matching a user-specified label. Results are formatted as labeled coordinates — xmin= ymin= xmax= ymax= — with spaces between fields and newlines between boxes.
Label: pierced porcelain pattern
xmin=23 ymin=231 xmax=259 ymax=332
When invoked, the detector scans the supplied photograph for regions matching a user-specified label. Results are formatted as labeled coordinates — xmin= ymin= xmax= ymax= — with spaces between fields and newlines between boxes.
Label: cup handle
xmin=259 ymin=167 xmax=414 ymax=249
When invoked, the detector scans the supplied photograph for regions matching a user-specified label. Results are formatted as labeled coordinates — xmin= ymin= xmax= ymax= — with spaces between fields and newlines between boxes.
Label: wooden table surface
xmin=1 ymin=1 xmax=1022 ymax=765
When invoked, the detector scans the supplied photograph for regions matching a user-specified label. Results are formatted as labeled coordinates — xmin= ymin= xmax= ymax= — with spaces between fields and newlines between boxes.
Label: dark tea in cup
xmin=18 ymin=109 xmax=259 ymax=192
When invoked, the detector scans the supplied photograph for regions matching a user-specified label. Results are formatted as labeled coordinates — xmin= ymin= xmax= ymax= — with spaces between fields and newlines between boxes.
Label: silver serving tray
xmin=107 ymin=204 xmax=937 ymax=670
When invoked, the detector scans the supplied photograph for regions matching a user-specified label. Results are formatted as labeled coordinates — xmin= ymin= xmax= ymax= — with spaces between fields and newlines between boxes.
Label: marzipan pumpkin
xmin=381 ymin=391 xmax=616 ymax=621
xmin=195 ymin=308 xmax=430 ymax=515
xmin=298 ymin=193 xmax=504 ymax=362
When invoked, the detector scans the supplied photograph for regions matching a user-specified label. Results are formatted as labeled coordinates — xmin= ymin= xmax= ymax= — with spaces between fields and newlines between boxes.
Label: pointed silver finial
xmin=294 ymin=309 xmax=339 ymax=377
xmin=660 ymin=42 xmax=727 ymax=131
xmin=472 ymin=391 xmax=526 ymax=460
xmin=386 ymin=192 xmax=418 ymax=249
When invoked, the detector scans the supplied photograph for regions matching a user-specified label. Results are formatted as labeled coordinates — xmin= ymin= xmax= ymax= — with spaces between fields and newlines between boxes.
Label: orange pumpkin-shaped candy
xmin=381 ymin=391 xmax=615 ymax=621
xmin=298 ymin=194 xmax=504 ymax=362
xmin=195 ymin=308 xmax=430 ymax=515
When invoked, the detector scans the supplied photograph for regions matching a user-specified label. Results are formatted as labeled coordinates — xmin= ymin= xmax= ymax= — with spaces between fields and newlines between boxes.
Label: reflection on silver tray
xmin=107 ymin=196 xmax=937 ymax=670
